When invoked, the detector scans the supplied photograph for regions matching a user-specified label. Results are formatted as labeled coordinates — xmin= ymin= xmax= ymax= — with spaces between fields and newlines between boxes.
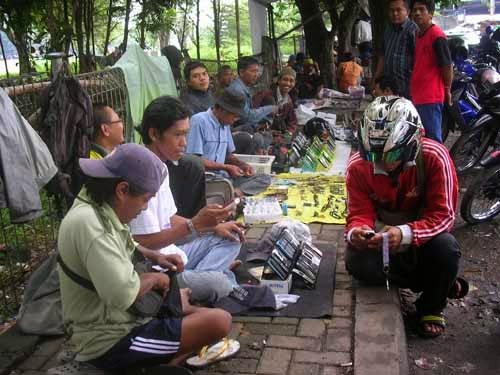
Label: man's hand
xmin=350 ymin=225 xmax=376 ymax=250
xmin=445 ymin=90 xmax=452 ymax=107
xmin=214 ymin=221 xmax=246 ymax=242
xmin=155 ymin=253 xmax=185 ymax=272
xmin=139 ymin=272 xmax=170 ymax=298
xmin=367 ymin=226 xmax=402 ymax=252
xmin=241 ymin=163 xmax=255 ymax=176
xmin=192 ymin=204 xmax=233 ymax=233
xmin=225 ymin=164 xmax=244 ymax=178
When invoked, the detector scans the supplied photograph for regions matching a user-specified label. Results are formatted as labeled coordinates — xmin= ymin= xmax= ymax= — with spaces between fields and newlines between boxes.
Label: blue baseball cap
xmin=79 ymin=143 xmax=167 ymax=193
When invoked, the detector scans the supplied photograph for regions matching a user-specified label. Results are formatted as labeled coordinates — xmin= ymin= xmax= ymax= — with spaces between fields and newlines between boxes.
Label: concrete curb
xmin=354 ymin=287 xmax=409 ymax=375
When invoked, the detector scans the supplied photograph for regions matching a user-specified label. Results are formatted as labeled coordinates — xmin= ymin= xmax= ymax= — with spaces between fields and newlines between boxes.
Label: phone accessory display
xmin=263 ymin=228 xmax=323 ymax=289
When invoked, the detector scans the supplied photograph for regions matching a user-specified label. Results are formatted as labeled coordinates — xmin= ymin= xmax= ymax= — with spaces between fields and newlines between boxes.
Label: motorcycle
xmin=460 ymin=149 xmax=500 ymax=224
xmin=449 ymin=78 xmax=500 ymax=174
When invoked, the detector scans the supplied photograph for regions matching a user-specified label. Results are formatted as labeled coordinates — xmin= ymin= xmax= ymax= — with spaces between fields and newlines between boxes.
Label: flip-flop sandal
xmin=448 ymin=277 xmax=469 ymax=299
xmin=186 ymin=337 xmax=240 ymax=368
xmin=417 ymin=313 xmax=446 ymax=339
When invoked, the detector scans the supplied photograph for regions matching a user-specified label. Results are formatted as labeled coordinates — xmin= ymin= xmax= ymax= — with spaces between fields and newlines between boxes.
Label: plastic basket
xmin=348 ymin=85 xmax=365 ymax=99
xmin=233 ymin=154 xmax=276 ymax=175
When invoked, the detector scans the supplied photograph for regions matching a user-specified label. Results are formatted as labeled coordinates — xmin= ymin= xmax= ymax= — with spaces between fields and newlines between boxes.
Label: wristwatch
xmin=186 ymin=219 xmax=199 ymax=237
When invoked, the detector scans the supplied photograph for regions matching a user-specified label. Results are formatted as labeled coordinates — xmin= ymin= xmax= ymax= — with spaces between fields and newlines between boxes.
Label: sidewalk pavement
xmin=0 ymin=223 xmax=408 ymax=375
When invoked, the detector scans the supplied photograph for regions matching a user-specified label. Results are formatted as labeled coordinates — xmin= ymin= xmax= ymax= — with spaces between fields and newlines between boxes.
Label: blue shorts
xmin=415 ymin=103 xmax=444 ymax=143
xmin=88 ymin=317 xmax=183 ymax=371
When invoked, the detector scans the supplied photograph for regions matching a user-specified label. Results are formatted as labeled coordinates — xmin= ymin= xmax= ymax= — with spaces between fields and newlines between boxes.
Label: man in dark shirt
xmin=180 ymin=61 xmax=214 ymax=115
xmin=373 ymin=0 xmax=418 ymax=99
xmin=410 ymin=0 xmax=453 ymax=143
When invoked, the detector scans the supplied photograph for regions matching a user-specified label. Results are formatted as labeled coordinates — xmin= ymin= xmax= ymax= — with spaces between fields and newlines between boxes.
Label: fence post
xmin=45 ymin=52 xmax=66 ymax=81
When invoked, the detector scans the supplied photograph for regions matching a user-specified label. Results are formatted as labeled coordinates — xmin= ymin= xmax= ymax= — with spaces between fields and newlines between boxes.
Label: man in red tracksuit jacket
xmin=345 ymin=96 xmax=466 ymax=338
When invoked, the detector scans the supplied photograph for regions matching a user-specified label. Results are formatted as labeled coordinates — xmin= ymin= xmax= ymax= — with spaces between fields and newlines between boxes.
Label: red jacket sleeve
xmin=345 ymin=153 xmax=377 ymax=236
xmin=408 ymin=144 xmax=458 ymax=247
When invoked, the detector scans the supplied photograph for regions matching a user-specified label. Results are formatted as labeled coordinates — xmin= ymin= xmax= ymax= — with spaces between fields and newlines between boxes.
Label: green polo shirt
xmin=57 ymin=189 xmax=148 ymax=361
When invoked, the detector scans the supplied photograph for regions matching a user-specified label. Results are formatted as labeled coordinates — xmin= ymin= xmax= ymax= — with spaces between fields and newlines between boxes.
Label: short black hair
xmin=237 ymin=56 xmax=259 ymax=75
xmin=92 ymin=103 xmax=111 ymax=140
xmin=183 ymin=61 xmax=208 ymax=81
xmin=140 ymin=96 xmax=191 ymax=145
xmin=388 ymin=0 xmax=409 ymax=9
xmin=411 ymin=0 xmax=435 ymax=13
xmin=85 ymin=177 xmax=146 ymax=206
xmin=218 ymin=65 xmax=232 ymax=77
xmin=375 ymin=75 xmax=400 ymax=96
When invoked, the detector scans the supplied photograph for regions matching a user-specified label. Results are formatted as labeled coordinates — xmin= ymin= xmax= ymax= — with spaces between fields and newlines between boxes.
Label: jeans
xmin=180 ymin=233 xmax=241 ymax=287
xmin=415 ymin=103 xmax=444 ymax=143
xmin=346 ymin=232 xmax=461 ymax=315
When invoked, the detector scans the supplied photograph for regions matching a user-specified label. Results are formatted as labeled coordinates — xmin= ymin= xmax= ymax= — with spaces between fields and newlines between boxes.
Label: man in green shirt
xmin=58 ymin=143 xmax=232 ymax=370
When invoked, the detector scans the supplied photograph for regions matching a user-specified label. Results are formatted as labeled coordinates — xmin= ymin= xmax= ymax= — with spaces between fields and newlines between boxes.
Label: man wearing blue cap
xmin=57 ymin=143 xmax=232 ymax=371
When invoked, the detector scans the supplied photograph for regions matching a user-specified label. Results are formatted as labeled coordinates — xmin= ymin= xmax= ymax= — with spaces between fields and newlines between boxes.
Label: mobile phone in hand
xmin=363 ymin=231 xmax=375 ymax=239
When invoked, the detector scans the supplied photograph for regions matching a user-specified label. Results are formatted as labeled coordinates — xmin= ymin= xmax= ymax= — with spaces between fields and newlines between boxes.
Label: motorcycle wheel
xmin=449 ymin=125 xmax=496 ymax=175
xmin=461 ymin=164 xmax=500 ymax=224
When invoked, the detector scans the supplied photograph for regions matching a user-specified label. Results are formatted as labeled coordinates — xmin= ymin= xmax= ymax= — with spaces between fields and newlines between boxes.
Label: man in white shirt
xmin=130 ymin=96 xmax=246 ymax=304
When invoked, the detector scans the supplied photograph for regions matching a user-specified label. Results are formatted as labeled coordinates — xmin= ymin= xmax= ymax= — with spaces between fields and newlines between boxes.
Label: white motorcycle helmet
xmin=359 ymin=96 xmax=424 ymax=169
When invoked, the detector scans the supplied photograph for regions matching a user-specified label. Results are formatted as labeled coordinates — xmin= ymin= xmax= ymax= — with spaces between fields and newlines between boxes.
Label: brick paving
xmin=5 ymin=223 xmax=358 ymax=375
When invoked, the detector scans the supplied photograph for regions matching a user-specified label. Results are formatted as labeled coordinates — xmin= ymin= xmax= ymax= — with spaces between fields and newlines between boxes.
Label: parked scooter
xmin=449 ymin=77 xmax=500 ymax=174
xmin=460 ymin=149 xmax=500 ymax=223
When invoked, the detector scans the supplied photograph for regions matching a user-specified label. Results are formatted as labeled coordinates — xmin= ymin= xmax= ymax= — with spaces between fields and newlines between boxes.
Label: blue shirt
xmin=229 ymin=78 xmax=274 ymax=128
xmin=186 ymin=109 xmax=235 ymax=164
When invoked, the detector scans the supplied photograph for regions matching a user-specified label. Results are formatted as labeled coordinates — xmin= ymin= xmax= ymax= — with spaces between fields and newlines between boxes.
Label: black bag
xmin=58 ymin=252 xmax=182 ymax=318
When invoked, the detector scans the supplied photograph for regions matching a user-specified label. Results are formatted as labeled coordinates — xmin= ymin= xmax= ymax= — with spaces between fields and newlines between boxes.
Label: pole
xmin=235 ymin=0 xmax=241 ymax=58
xmin=293 ymin=35 xmax=297 ymax=55
xmin=491 ymin=0 xmax=495 ymax=16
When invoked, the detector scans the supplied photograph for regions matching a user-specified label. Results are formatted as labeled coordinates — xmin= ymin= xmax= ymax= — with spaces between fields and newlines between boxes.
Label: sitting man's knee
xmin=207 ymin=308 xmax=232 ymax=338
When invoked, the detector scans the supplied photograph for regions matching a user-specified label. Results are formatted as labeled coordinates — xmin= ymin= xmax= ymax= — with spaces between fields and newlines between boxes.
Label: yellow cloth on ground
xmin=254 ymin=173 xmax=347 ymax=224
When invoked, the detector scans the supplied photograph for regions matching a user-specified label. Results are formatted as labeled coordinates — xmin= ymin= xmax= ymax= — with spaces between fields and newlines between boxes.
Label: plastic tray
xmin=233 ymin=154 xmax=276 ymax=175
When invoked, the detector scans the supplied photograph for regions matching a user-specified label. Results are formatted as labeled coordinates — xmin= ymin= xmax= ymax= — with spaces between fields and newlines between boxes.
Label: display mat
xmin=233 ymin=243 xmax=337 ymax=318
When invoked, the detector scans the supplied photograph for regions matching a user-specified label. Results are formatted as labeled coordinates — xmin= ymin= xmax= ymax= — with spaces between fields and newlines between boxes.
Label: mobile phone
xmin=364 ymin=231 xmax=375 ymax=239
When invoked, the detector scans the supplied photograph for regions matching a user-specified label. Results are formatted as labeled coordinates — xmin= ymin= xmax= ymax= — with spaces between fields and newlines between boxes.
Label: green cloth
xmin=114 ymin=45 xmax=178 ymax=143
xmin=57 ymin=189 xmax=148 ymax=361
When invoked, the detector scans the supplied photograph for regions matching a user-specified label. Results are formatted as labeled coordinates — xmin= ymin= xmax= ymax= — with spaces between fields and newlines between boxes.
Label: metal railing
xmin=0 ymin=67 xmax=129 ymax=322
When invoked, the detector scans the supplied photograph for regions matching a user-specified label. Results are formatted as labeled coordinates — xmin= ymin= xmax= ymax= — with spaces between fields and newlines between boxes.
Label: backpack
xmin=39 ymin=67 xmax=93 ymax=204
xmin=17 ymin=253 xmax=65 ymax=336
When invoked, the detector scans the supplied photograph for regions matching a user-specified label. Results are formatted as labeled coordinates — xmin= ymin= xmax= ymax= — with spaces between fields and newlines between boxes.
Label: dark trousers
xmin=166 ymin=154 xmax=206 ymax=218
xmin=346 ymin=232 xmax=461 ymax=315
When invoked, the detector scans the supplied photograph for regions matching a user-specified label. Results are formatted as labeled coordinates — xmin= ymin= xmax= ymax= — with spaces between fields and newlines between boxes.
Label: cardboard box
xmin=260 ymin=274 xmax=292 ymax=295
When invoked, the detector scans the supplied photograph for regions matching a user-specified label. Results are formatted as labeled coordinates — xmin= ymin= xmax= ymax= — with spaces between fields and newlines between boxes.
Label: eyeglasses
xmin=107 ymin=119 xmax=123 ymax=125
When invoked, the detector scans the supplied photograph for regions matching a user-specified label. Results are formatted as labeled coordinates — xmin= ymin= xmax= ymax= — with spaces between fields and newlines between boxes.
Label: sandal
xmin=186 ymin=337 xmax=240 ymax=368
xmin=417 ymin=313 xmax=446 ymax=339
xmin=448 ymin=277 xmax=469 ymax=299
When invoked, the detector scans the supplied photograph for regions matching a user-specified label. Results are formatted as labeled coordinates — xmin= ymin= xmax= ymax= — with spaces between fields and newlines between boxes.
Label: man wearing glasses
xmin=90 ymin=104 xmax=125 ymax=160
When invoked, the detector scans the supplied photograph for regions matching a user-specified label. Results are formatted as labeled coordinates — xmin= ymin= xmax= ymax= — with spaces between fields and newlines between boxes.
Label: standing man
xmin=180 ymin=61 xmax=214 ymax=115
xmin=89 ymin=104 xmax=124 ymax=160
xmin=410 ymin=0 xmax=453 ymax=143
xmin=373 ymin=0 xmax=418 ymax=100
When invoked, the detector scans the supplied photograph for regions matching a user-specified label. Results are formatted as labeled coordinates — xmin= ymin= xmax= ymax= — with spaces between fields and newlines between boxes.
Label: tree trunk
xmin=196 ymin=0 xmax=200 ymax=59
xmin=294 ymin=0 xmax=334 ymax=86
xmin=212 ymin=0 xmax=221 ymax=67
xmin=369 ymin=0 xmax=388 ymax=68
xmin=122 ymin=0 xmax=132 ymax=51
xmin=63 ymin=0 xmax=72 ymax=55
xmin=337 ymin=2 xmax=360 ymax=54
xmin=10 ymin=29 xmax=32 ymax=75
xmin=159 ymin=31 xmax=170 ymax=49
xmin=139 ymin=0 xmax=147 ymax=49
xmin=74 ymin=0 xmax=91 ymax=73
xmin=103 ymin=0 xmax=113 ymax=55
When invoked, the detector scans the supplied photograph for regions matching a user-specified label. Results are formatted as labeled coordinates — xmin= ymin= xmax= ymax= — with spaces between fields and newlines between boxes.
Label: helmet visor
xmin=365 ymin=148 xmax=405 ymax=164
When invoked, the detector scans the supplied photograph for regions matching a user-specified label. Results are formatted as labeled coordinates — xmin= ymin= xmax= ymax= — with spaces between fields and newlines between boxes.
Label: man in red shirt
xmin=345 ymin=96 xmax=466 ymax=338
xmin=410 ymin=0 xmax=453 ymax=143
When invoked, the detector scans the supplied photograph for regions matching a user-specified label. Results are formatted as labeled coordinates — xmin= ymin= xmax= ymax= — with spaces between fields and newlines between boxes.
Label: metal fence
xmin=0 ymin=67 xmax=129 ymax=322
